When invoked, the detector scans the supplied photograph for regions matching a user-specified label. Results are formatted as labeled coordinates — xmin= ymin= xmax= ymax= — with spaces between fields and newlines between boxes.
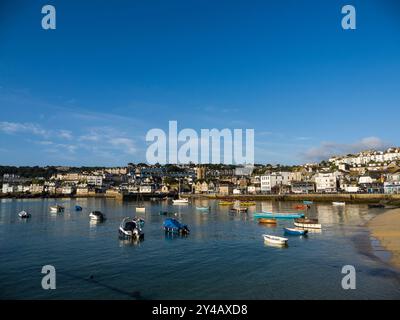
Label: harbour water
xmin=0 ymin=198 xmax=399 ymax=299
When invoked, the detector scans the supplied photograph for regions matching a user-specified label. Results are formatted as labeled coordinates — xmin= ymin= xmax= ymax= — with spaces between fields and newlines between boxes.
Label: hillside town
xmin=1 ymin=147 xmax=400 ymax=198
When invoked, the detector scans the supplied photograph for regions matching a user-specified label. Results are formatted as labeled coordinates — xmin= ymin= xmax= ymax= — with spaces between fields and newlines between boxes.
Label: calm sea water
xmin=0 ymin=198 xmax=399 ymax=300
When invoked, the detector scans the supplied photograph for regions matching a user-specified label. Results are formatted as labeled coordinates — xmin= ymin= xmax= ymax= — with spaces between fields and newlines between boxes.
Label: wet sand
xmin=368 ymin=209 xmax=400 ymax=269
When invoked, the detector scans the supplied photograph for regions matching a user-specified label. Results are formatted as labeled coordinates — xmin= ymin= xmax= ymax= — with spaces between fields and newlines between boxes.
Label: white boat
xmin=49 ymin=205 xmax=64 ymax=213
xmin=89 ymin=211 xmax=105 ymax=221
xmin=18 ymin=210 xmax=31 ymax=218
xmin=172 ymin=198 xmax=189 ymax=204
xmin=332 ymin=202 xmax=346 ymax=206
xmin=294 ymin=218 xmax=322 ymax=229
xmin=263 ymin=234 xmax=288 ymax=245
xmin=136 ymin=207 xmax=146 ymax=212
xmin=119 ymin=217 xmax=144 ymax=238
xmin=172 ymin=179 xmax=189 ymax=204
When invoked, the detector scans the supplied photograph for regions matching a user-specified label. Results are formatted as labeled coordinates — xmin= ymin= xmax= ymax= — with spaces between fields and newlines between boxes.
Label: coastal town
xmin=1 ymin=147 xmax=400 ymax=198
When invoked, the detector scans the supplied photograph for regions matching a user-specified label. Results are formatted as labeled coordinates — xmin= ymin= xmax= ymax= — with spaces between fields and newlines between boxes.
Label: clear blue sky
xmin=1 ymin=0 xmax=399 ymax=166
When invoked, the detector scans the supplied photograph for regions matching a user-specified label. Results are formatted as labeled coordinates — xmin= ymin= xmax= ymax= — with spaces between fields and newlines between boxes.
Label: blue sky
xmin=1 ymin=0 xmax=400 ymax=166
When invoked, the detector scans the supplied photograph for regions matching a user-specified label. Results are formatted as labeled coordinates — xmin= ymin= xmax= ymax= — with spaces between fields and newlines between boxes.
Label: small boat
xmin=219 ymin=201 xmax=234 ymax=206
xmin=303 ymin=201 xmax=313 ymax=205
xmin=230 ymin=207 xmax=248 ymax=213
xmin=263 ymin=234 xmax=288 ymax=245
xmin=18 ymin=210 xmax=31 ymax=218
xmin=332 ymin=202 xmax=346 ymax=206
xmin=284 ymin=227 xmax=308 ymax=236
xmin=196 ymin=206 xmax=210 ymax=211
xmin=240 ymin=201 xmax=256 ymax=206
xmin=49 ymin=205 xmax=64 ymax=213
xmin=294 ymin=218 xmax=321 ymax=229
xmin=293 ymin=204 xmax=308 ymax=210
xmin=89 ymin=211 xmax=105 ymax=221
xmin=368 ymin=203 xmax=385 ymax=208
xmin=163 ymin=218 xmax=190 ymax=235
xmin=136 ymin=207 xmax=146 ymax=213
xmin=119 ymin=217 xmax=144 ymax=239
xmin=258 ymin=218 xmax=277 ymax=224
xmin=75 ymin=205 xmax=82 ymax=211
xmin=172 ymin=198 xmax=189 ymax=204
xmin=254 ymin=212 xmax=305 ymax=219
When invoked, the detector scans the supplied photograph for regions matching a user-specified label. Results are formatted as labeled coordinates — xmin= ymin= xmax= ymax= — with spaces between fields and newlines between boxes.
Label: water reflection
xmin=0 ymin=197 xmax=399 ymax=299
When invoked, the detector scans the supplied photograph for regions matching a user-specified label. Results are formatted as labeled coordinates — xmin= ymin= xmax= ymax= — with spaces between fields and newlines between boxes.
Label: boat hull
xmin=254 ymin=212 xmax=305 ymax=219
xmin=332 ymin=202 xmax=346 ymax=206
xmin=294 ymin=222 xmax=322 ymax=229
xmin=258 ymin=218 xmax=277 ymax=224
xmin=263 ymin=234 xmax=288 ymax=245
xmin=284 ymin=227 xmax=308 ymax=235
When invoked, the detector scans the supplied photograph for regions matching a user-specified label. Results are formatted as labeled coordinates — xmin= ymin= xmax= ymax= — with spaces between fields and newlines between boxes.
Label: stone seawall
xmin=187 ymin=193 xmax=400 ymax=204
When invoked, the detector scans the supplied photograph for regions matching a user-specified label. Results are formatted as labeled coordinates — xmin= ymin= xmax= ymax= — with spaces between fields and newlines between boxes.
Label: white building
xmin=233 ymin=188 xmax=241 ymax=195
xmin=359 ymin=176 xmax=374 ymax=184
xmin=139 ymin=185 xmax=154 ymax=193
xmin=87 ymin=175 xmax=103 ymax=187
xmin=315 ymin=173 xmax=338 ymax=193
xmin=384 ymin=182 xmax=400 ymax=194
xmin=260 ymin=172 xmax=300 ymax=193
xmin=2 ymin=183 xmax=17 ymax=193
xmin=30 ymin=184 xmax=44 ymax=194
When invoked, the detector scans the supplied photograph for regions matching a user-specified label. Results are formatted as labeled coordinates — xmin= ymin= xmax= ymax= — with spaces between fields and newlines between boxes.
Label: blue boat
xmin=303 ymin=201 xmax=313 ymax=205
xmin=284 ymin=227 xmax=308 ymax=236
xmin=254 ymin=212 xmax=305 ymax=219
xmin=163 ymin=218 xmax=190 ymax=234
xmin=75 ymin=205 xmax=82 ymax=211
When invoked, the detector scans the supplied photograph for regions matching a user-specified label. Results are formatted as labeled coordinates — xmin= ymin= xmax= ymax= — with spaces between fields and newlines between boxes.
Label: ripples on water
xmin=0 ymin=198 xmax=399 ymax=299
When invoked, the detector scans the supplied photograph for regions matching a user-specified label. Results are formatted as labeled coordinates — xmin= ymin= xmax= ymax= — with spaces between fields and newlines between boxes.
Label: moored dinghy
xmin=258 ymin=218 xmax=277 ymax=224
xmin=18 ymin=210 xmax=31 ymax=218
xmin=294 ymin=218 xmax=321 ymax=229
xmin=163 ymin=218 xmax=190 ymax=235
xmin=89 ymin=211 xmax=105 ymax=221
xmin=332 ymin=202 xmax=346 ymax=206
xmin=49 ymin=205 xmax=64 ymax=213
xmin=119 ymin=217 xmax=144 ymax=239
xmin=263 ymin=234 xmax=288 ymax=245
xmin=284 ymin=227 xmax=308 ymax=236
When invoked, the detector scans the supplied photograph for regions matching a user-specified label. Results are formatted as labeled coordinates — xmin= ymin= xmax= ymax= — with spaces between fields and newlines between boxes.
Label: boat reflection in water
xmin=119 ymin=237 xmax=144 ymax=247
xmin=263 ymin=241 xmax=289 ymax=249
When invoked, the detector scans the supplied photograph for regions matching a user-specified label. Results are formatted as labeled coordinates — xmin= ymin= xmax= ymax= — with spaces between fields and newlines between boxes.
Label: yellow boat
xmin=219 ymin=201 xmax=234 ymax=206
xmin=240 ymin=202 xmax=256 ymax=206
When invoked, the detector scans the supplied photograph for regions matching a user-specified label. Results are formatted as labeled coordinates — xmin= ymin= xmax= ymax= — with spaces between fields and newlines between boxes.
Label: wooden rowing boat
xmin=294 ymin=218 xmax=321 ymax=229
xmin=258 ymin=218 xmax=277 ymax=224
xmin=263 ymin=234 xmax=288 ymax=245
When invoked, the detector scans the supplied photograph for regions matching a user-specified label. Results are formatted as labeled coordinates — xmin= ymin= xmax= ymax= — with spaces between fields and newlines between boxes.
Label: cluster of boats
xmin=44 ymin=203 xmax=190 ymax=240
xmin=256 ymin=201 xmax=321 ymax=246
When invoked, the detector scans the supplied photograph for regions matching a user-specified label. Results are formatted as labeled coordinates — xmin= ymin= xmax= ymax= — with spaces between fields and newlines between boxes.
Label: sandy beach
xmin=368 ymin=208 xmax=400 ymax=269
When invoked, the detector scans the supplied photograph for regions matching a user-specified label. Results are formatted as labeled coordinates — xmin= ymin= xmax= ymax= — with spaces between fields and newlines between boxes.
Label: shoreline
xmin=1 ymin=192 xmax=400 ymax=204
xmin=187 ymin=193 xmax=400 ymax=204
xmin=368 ymin=208 xmax=400 ymax=270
